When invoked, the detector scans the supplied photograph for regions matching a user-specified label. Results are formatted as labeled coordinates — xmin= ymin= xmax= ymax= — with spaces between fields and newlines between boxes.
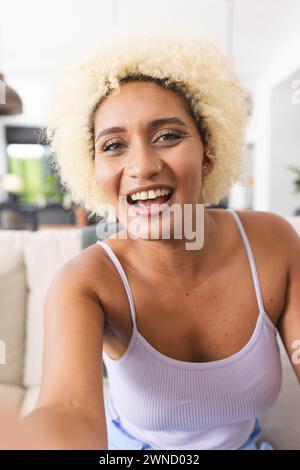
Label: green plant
xmin=287 ymin=165 xmax=300 ymax=193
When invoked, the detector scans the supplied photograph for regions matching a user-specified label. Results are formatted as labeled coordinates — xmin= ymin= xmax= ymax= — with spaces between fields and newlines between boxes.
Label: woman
xmin=5 ymin=27 xmax=299 ymax=450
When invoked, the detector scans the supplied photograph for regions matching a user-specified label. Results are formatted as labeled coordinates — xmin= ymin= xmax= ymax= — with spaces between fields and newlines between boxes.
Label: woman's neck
xmin=124 ymin=209 xmax=223 ymax=287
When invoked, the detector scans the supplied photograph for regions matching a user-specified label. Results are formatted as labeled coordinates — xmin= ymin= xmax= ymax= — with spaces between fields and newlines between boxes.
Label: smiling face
xmin=93 ymin=80 xmax=214 ymax=240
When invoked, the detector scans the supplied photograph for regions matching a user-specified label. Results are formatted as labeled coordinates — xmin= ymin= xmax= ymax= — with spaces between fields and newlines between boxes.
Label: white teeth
xmin=148 ymin=190 xmax=157 ymax=199
xmin=130 ymin=188 xmax=171 ymax=201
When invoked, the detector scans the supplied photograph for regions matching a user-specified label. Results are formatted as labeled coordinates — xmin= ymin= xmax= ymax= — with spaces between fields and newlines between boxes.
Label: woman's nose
xmin=124 ymin=141 xmax=163 ymax=179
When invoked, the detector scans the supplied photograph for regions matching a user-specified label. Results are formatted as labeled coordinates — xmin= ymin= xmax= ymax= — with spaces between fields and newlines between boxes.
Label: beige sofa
xmin=0 ymin=217 xmax=299 ymax=449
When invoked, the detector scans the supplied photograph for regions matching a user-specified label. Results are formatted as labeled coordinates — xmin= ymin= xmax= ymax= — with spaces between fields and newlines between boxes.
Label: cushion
xmin=0 ymin=383 xmax=24 ymax=410
xmin=22 ymin=229 xmax=82 ymax=388
xmin=0 ymin=231 xmax=31 ymax=386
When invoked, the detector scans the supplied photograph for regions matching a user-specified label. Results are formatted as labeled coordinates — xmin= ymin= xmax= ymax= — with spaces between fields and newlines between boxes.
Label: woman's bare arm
xmin=0 ymin=254 xmax=108 ymax=449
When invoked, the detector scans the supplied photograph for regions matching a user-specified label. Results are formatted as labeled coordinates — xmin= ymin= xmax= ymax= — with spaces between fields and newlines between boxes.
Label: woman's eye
xmin=101 ymin=132 xmax=181 ymax=153
xmin=102 ymin=141 xmax=123 ymax=152
xmin=156 ymin=132 xmax=181 ymax=142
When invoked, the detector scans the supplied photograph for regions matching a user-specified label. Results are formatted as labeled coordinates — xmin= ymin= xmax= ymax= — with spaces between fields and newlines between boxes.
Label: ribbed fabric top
xmin=98 ymin=208 xmax=282 ymax=450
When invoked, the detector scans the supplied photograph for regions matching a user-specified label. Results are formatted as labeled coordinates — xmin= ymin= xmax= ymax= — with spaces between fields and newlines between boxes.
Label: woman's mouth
xmin=126 ymin=188 xmax=174 ymax=216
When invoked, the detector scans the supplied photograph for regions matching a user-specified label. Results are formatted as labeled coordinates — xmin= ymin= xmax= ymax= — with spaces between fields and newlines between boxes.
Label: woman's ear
xmin=202 ymin=148 xmax=216 ymax=176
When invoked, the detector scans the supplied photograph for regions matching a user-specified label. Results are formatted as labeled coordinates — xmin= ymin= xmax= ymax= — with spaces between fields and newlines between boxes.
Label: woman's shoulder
xmin=222 ymin=208 xmax=294 ymax=270
xmin=71 ymin=208 xmax=294 ymax=284
xmin=233 ymin=208 xmax=289 ymax=225
xmin=214 ymin=207 xmax=288 ymax=224
xmin=216 ymin=208 xmax=292 ymax=236
xmin=60 ymin=240 xmax=122 ymax=305
xmin=232 ymin=208 xmax=295 ymax=241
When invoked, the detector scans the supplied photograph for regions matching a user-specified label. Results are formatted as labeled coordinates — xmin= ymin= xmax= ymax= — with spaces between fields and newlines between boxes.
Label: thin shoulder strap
xmin=97 ymin=240 xmax=137 ymax=330
xmin=227 ymin=208 xmax=265 ymax=313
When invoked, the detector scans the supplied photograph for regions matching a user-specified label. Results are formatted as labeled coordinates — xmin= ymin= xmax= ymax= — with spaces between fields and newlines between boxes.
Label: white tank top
xmin=98 ymin=208 xmax=282 ymax=450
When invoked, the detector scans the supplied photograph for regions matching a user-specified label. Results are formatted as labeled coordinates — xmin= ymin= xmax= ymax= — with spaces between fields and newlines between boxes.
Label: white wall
xmin=2 ymin=0 xmax=300 ymax=211
xmin=270 ymin=71 xmax=300 ymax=215
xmin=253 ymin=32 xmax=300 ymax=215
xmin=3 ymin=0 xmax=300 ymax=128
xmin=0 ymin=0 xmax=228 ymax=193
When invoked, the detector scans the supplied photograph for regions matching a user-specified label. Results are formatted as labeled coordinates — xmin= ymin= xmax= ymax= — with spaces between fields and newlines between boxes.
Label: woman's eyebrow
xmin=95 ymin=117 xmax=187 ymax=142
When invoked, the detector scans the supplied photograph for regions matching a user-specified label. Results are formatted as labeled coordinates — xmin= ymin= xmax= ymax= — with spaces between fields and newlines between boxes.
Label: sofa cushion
xmin=0 ymin=383 xmax=24 ymax=410
xmin=22 ymin=229 xmax=82 ymax=388
xmin=0 ymin=231 xmax=31 ymax=386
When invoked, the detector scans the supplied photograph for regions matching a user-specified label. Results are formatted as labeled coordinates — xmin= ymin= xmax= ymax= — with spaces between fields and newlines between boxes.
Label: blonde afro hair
xmin=46 ymin=27 xmax=249 ymax=218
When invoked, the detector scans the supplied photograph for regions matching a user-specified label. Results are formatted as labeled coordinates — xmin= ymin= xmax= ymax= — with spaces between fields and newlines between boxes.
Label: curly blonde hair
xmin=46 ymin=27 xmax=249 ymax=218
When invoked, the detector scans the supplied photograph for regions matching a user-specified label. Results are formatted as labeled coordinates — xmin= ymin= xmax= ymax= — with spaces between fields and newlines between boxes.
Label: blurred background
xmin=0 ymin=2 xmax=300 ymax=448
xmin=0 ymin=0 xmax=300 ymax=231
